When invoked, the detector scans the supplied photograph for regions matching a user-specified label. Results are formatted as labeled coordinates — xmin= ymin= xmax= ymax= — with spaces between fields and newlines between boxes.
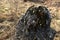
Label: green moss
xmin=0 ymin=31 xmax=3 ymax=34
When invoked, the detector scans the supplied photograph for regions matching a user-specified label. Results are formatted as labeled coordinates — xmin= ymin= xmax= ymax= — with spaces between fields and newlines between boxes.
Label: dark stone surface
xmin=24 ymin=0 xmax=45 ymax=3
xmin=15 ymin=6 xmax=56 ymax=40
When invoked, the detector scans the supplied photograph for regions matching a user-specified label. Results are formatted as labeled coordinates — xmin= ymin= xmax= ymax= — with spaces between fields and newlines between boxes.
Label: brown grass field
xmin=0 ymin=0 xmax=60 ymax=40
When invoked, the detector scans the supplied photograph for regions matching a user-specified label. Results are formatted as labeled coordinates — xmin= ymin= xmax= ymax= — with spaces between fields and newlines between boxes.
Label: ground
xmin=0 ymin=0 xmax=60 ymax=40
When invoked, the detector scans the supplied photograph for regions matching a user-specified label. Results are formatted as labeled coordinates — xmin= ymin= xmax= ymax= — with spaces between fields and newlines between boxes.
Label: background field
xmin=0 ymin=0 xmax=60 ymax=40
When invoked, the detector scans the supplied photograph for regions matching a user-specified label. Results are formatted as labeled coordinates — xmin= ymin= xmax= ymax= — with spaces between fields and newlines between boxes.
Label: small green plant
xmin=0 ymin=6 xmax=9 ymax=13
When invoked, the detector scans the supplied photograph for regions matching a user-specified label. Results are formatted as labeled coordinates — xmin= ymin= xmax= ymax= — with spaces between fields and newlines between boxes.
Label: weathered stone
xmin=15 ymin=6 xmax=56 ymax=40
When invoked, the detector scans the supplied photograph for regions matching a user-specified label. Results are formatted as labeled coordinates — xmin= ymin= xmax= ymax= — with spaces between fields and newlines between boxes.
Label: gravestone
xmin=15 ymin=6 xmax=56 ymax=40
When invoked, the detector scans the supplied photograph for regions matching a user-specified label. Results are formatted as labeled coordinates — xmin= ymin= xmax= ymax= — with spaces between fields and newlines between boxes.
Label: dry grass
xmin=0 ymin=0 xmax=60 ymax=40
